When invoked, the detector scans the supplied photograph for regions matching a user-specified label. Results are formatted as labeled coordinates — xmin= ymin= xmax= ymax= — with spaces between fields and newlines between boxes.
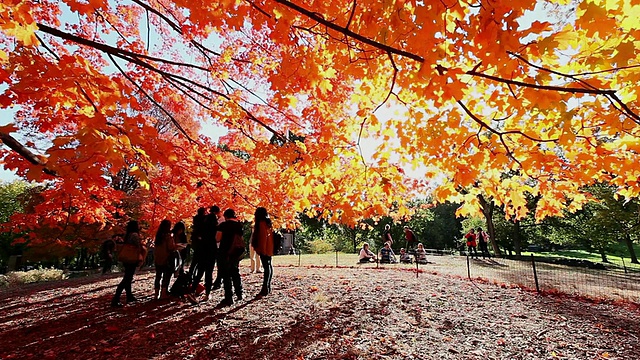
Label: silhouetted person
xmin=101 ymin=235 xmax=117 ymax=274
xmin=111 ymin=221 xmax=143 ymax=307
xmin=216 ymin=208 xmax=244 ymax=306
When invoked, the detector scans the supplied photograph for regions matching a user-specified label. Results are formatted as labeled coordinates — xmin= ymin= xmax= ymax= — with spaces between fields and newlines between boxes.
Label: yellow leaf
xmin=138 ymin=179 xmax=150 ymax=190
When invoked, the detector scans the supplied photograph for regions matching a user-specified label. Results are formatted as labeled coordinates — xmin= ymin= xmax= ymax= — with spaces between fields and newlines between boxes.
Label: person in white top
xmin=358 ymin=243 xmax=376 ymax=263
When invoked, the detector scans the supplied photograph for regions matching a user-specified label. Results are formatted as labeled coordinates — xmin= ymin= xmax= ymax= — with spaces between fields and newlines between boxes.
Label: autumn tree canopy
xmin=1 ymin=0 xmax=639 ymax=243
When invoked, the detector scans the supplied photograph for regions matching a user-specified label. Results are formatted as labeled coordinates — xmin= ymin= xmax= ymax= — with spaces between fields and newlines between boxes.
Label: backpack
xmin=273 ymin=231 xmax=283 ymax=254
xmin=169 ymin=271 xmax=191 ymax=297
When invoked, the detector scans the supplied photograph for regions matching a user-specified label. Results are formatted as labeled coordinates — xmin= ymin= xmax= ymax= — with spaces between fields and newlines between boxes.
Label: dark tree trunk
xmin=353 ymin=231 xmax=358 ymax=253
xmin=513 ymin=220 xmax=522 ymax=259
xmin=478 ymin=195 xmax=501 ymax=257
xmin=625 ymin=232 xmax=639 ymax=264
xmin=598 ymin=247 xmax=609 ymax=263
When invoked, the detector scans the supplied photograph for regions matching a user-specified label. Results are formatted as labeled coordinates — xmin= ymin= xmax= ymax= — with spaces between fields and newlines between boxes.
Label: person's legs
xmin=154 ymin=266 xmax=163 ymax=290
xmin=123 ymin=264 xmax=136 ymax=301
xmin=161 ymin=265 xmax=173 ymax=298
xmin=231 ymin=261 xmax=242 ymax=299
xmin=259 ymin=255 xmax=273 ymax=295
xmin=249 ymin=246 xmax=259 ymax=273
xmin=204 ymin=260 xmax=214 ymax=297
xmin=218 ymin=258 xmax=233 ymax=304
xmin=212 ymin=257 xmax=222 ymax=289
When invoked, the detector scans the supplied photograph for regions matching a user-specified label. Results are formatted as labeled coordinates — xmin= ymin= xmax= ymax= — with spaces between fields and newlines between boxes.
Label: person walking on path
xmin=464 ymin=229 xmax=479 ymax=259
xmin=154 ymin=219 xmax=177 ymax=300
xmin=215 ymin=208 xmax=244 ymax=306
xmin=111 ymin=220 xmax=143 ymax=307
xmin=476 ymin=227 xmax=491 ymax=259
xmin=251 ymin=207 xmax=274 ymax=298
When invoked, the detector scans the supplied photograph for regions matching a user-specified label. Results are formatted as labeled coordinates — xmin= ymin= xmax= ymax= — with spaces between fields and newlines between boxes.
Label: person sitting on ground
xmin=415 ymin=243 xmax=428 ymax=264
xmin=399 ymin=248 xmax=412 ymax=264
xmin=379 ymin=242 xmax=397 ymax=264
xmin=358 ymin=242 xmax=376 ymax=263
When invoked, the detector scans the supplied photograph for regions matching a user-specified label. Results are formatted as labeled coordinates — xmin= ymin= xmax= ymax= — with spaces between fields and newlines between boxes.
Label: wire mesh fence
xmin=259 ymin=250 xmax=640 ymax=303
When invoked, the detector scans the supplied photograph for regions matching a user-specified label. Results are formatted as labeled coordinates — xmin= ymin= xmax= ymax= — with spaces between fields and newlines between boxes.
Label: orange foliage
xmin=1 ymin=0 xmax=640 ymax=245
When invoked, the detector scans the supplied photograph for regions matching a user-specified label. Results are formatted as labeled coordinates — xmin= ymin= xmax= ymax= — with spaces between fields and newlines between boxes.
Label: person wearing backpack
xmin=215 ymin=208 xmax=244 ymax=306
xmin=251 ymin=207 xmax=274 ymax=298
xmin=476 ymin=227 xmax=491 ymax=259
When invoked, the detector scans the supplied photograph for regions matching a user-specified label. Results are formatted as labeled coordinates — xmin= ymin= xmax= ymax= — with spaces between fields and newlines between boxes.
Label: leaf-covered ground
xmin=1 ymin=264 xmax=638 ymax=360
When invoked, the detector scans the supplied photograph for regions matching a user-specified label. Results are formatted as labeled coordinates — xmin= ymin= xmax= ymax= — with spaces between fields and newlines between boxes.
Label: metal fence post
xmin=416 ymin=257 xmax=419 ymax=278
xmin=298 ymin=249 xmax=301 ymax=267
xmin=621 ymin=256 xmax=628 ymax=274
xmin=335 ymin=249 xmax=338 ymax=267
xmin=531 ymin=254 xmax=540 ymax=293
xmin=466 ymin=254 xmax=470 ymax=279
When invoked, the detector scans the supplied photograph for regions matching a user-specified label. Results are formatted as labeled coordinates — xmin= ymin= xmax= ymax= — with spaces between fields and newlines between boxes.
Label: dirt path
xmin=1 ymin=265 xmax=638 ymax=359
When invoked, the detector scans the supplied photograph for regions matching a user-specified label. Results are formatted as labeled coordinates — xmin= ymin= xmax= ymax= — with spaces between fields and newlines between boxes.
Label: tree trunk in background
xmin=598 ymin=247 xmax=609 ymax=263
xmin=353 ymin=232 xmax=358 ymax=253
xmin=513 ymin=220 xmax=522 ymax=259
xmin=478 ymin=195 xmax=501 ymax=257
xmin=625 ymin=232 xmax=639 ymax=264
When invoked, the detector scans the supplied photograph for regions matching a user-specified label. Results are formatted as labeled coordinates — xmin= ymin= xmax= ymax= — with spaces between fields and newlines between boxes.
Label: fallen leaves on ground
xmin=0 ymin=265 xmax=638 ymax=359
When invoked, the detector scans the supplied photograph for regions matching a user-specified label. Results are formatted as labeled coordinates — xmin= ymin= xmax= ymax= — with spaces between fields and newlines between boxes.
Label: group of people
xmin=464 ymin=227 xmax=491 ymax=259
xmin=358 ymin=224 xmax=429 ymax=265
xmin=111 ymin=206 xmax=276 ymax=308
xmin=359 ymin=242 xmax=430 ymax=265
xmin=358 ymin=225 xmax=494 ymax=264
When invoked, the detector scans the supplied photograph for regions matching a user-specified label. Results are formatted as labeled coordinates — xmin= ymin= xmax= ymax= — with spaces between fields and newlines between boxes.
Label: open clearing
xmin=1 ymin=263 xmax=638 ymax=359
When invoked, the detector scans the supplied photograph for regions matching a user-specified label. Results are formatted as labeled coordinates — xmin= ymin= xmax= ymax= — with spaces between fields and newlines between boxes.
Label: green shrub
xmin=308 ymin=238 xmax=334 ymax=254
xmin=1 ymin=268 xmax=67 ymax=287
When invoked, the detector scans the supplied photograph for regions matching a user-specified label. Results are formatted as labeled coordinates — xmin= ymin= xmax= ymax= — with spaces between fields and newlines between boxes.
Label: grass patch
xmin=520 ymin=250 xmax=640 ymax=271
xmin=0 ymin=268 xmax=68 ymax=288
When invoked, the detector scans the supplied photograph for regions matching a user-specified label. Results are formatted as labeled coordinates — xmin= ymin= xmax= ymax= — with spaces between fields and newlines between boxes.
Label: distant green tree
xmin=0 ymin=181 xmax=32 ymax=270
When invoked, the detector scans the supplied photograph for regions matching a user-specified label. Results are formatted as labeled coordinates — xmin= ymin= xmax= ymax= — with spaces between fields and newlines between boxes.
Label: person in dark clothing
xmin=111 ymin=221 xmax=143 ymax=307
xmin=172 ymin=221 xmax=189 ymax=273
xmin=101 ymin=235 xmax=117 ymax=274
xmin=382 ymin=224 xmax=393 ymax=245
xmin=187 ymin=208 xmax=206 ymax=284
xmin=215 ymin=208 xmax=244 ymax=307
xmin=190 ymin=206 xmax=220 ymax=301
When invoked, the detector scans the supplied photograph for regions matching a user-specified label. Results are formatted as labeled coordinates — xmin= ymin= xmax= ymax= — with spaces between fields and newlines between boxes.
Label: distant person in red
xmin=464 ymin=229 xmax=479 ymax=259
xmin=404 ymin=227 xmax=417 ymax=249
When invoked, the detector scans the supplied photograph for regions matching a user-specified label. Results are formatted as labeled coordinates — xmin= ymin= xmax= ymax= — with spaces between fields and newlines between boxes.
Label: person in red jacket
xmin=251 ymin=207 xmax=274 ymax=298
xmin=464 ymin=229 xmax=479 ymax=259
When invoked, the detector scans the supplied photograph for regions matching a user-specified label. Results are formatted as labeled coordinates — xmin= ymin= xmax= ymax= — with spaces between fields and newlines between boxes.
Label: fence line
xmin=264 ymin=251 xmax=640 ymax=304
